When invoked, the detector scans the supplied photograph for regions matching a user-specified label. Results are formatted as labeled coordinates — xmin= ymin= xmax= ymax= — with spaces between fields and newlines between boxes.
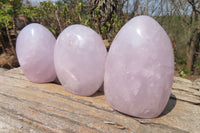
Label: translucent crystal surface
xmin=54 ymin=24 xmax=107 ymax=96
xmin=16 ymin=23 xmax=56 ymax=83
xmin=104 ymin=16 xmax=174 ymax=118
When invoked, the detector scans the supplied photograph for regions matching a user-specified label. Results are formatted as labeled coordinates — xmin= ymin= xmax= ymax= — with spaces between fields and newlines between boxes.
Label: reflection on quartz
xmin=136 ymin=28 xmax=142 ymax=37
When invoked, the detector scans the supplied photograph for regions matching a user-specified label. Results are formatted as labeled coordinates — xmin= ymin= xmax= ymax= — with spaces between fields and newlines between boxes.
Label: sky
xmin=30 ymin=0 xmax=57 ymax=2
xmin=27 ymin=0 xmax=58 ymax=5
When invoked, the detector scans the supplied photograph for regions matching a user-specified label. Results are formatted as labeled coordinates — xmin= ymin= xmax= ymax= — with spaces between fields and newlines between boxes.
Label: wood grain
xmin=0 ymin=68 xmax=199 ymax=133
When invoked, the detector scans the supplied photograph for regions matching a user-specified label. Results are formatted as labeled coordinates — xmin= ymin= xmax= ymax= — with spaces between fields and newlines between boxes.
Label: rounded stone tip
xmin=16 ymin=23 xmax=57 ymax=83
xmin=54 ymin=24 xmax=107 ymax=96
xmin=104 ymin=16 xmax=174 ymax=118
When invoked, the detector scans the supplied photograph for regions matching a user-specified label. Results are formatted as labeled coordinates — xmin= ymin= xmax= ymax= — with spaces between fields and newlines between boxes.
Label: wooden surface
xmin=0 ymin=68 xmax=199 ymax=133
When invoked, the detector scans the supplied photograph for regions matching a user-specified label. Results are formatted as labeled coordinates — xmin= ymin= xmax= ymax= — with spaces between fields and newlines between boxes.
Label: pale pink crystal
xmin=104 ymin=16 xmax=174 ymax=118
xmin=54 ymin=24 xmax=107 ymax=96
xmin=16 ymin=23 xmax=56 ymax=83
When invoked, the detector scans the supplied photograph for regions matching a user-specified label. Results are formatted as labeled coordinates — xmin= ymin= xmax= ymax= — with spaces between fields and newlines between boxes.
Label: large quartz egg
xmin=104 ymin=16 xmax=174 ymax=118
xmin=54 ymin=24 xmax=107 ymax=96
xmin=16 ymin=23 xmax=56 ymax=83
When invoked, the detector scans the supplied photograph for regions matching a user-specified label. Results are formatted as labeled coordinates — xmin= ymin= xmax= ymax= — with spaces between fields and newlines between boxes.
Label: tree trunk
xmin=117 ymin=0 xmax=127 ymax=19
xmin=0 ymin=31 xmax=6 ymax=52
xmin=5 ymin=22 xmax=16 ymax=55
xmin=186 ymin=0 xmax=199 ymax=74
xmin=130 ymin=0 xmax=139 ymax=18
xmin=186 ymin=30 xmax=199 ymax=72
xmin=12 ymin=17 xmax=17 ymax=36
xmin=55 ymin=10 xmax=62 ymax=33
xmin=145 ymin=0 xmax=148 ymax=15
xmin=193 ymin=32 xmax=200 ymax=75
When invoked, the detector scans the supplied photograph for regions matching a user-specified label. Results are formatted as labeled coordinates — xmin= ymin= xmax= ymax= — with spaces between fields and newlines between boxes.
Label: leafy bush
xmin=179 ymin=66 xmax=190 ymax=77
xmin=176 ymin=57 xmax=187 ymax=65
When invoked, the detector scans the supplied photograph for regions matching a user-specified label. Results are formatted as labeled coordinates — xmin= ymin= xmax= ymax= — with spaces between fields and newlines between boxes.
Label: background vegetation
xmin=0 ymin=0 xmax=199 ymax=77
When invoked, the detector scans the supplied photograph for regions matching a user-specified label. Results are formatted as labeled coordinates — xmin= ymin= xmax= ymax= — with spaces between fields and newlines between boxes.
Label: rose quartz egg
xmin=54 ymin=24 xmax=107 ymax=96
xmin=16 ymin=23 xmax=56 ymax=83
xmin=104 ymin=16 xmax=174 ymax=118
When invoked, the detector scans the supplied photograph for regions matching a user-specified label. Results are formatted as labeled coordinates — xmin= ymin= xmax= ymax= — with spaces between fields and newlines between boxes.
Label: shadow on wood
xmin=159 ymin=93 xmax=177 ymax=117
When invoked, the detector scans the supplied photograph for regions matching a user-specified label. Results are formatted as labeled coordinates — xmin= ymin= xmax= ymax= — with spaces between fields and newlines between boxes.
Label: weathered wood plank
xmin=172 ymin=77 xmax=200 ymax=104
xmin=0 ymin=68 xmax=199 ymax=133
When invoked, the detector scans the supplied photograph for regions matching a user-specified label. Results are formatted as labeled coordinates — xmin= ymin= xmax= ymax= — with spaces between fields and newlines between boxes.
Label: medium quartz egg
xmin=54 ymin=24 xmax=107 ymax=96
xmin=104 ymin=16 xmax=174 ymax=118
xmin=16 ymin=23 xmax=56 ymax=83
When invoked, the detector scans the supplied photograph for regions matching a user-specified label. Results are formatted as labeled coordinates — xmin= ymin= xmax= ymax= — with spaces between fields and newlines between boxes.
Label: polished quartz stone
xmin=54 ymin=24 xmax=107 ymax=96
xmin=104 ymin=16 xmax=174 ymax=118
xmin=16 ymin=23 xmax=56 ymax=83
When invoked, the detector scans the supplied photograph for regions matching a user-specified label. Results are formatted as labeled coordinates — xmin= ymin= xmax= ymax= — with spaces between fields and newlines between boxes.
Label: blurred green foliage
xmin=179 ymin=66 xmax=190 ymax=77
xmin=0 ymin=0 xmax=199 ymax=76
